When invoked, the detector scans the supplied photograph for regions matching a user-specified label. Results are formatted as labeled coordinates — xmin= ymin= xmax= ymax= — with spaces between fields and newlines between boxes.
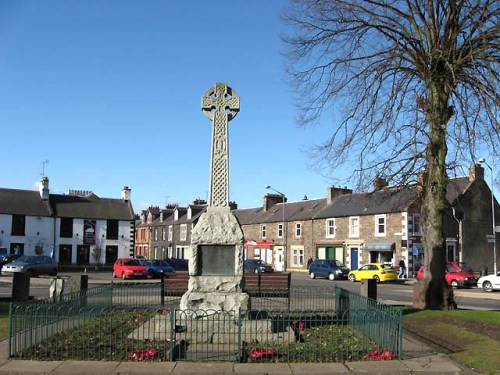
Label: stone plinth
xmin=180 ymin=208 xmax=249 ymax=312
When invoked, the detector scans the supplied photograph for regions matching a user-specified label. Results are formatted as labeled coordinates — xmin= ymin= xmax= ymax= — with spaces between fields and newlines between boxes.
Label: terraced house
xmin=234 ymin=164 xmax=497 ymax=277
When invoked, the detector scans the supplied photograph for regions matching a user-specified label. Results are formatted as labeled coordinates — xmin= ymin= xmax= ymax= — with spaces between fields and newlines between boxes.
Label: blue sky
xmin=0 ymin=0 xmax=340 ymax=212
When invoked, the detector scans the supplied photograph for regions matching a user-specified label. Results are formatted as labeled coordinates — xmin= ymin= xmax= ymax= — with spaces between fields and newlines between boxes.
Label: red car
xmin=113 ymin=258 xmax=147 ymax=280
xmin=416 ymin=262 xmax=477 ymax=287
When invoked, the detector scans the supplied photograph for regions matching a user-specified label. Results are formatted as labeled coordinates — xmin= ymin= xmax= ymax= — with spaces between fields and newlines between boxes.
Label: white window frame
xmin=180 ymin=224 xmax=187 ymax=241
xmin=291 ymin=246 xmax=304 ymax=267
xmin=412 ymin=213 xmax=421 ymax=235
xmin=349 ymin=216 xmax=359 ymax=237
xmin=168 ymin=225 xmax=173 ymax=241
xmin=162 ymin=227 xmax=166 ymax=241
xmin=154 ymin=228 xmax=158 ymax=241
xmin=261 ymin=224 xmax=267 ymax=239
xmin=374 ymin=214 xmax=386 ymax=237
xmin=295 ymin=222 xmax=301 ymax=238
xmin=325 ymin=218 xmax=336 ymax=238
xmin=277 ymin=223 xmax=283 ymax=238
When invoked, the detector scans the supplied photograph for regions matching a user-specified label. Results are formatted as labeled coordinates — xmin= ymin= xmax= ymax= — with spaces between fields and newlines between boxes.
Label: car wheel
xmin=112 ymin=272 xmax=117 ymax=278
xmin=483 ymin=281 xmax=493 ymax=292
xmin=309 ymin=272 xmax=316 ymax=279
xmin=450 ymin=279 xmax=459 ymax=288
xmin=349 ymin=274 xmax=356 ymax=283
xmin=121 ymin=272 xmax=127 ymax=280
xmin=26 ymin=269 xmax=34 ymax=278
xmin=328 ymin=273 xmax=335 ymax=281
xmin=49 ymin=268 xmax=58 ymax=276
xmin=374 ymin=275 xmax=380 ymax=283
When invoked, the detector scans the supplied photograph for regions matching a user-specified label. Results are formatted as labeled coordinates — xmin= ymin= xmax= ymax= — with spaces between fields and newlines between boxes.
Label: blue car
xmin=142 ymin=259 xmax=176 ymax=278
xmin=309 ymin=259 xmax=350 ymax=280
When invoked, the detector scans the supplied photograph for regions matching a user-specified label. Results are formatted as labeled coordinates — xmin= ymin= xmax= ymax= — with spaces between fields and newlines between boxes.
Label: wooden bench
xmin=162 ymin=272 xmax=292 ymax=308
xmin=162 ymin=272 xmax=190 ymax=297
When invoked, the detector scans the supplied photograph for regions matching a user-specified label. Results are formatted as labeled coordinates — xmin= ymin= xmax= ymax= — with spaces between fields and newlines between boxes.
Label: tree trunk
xmin=413 ymin=84 xmax=455 ymax=310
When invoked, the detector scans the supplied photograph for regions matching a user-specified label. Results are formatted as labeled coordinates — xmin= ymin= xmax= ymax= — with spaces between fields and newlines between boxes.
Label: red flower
xmin=250 ymin=347 xmax=276 ymax=359
xmin=299 ymin=322 xmax=305 ymax=330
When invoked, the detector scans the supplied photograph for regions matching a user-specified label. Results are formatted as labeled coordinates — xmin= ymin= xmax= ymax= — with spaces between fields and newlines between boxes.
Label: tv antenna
xmin=41 ymin=159 xmax=49 ymax=178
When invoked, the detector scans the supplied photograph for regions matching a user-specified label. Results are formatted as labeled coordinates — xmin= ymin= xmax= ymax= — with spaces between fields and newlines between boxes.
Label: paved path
xmin=0 ymin=332 xmax=477 ymax=374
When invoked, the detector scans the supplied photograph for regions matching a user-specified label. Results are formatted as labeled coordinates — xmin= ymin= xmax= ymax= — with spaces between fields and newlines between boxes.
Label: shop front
xmin=364 ymin=242 xmax=395 ymax=264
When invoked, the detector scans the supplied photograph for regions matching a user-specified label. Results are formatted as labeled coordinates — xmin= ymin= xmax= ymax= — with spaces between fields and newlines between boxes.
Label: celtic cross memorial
xmin=180 ymin=82 xmax=248 ymax=313
xmin=201 ymin=82 xmax=239 ymax=209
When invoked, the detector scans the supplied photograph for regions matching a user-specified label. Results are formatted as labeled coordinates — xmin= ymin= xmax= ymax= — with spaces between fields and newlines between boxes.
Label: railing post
xmin=160 ymin=274 xmax=165 ymax=306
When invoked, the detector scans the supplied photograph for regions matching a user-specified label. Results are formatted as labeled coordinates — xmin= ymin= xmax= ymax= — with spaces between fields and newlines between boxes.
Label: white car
xmin=476 ymin=271 xmax=500 ymax=292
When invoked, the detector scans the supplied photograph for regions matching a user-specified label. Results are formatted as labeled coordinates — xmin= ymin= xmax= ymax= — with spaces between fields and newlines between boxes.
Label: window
xmin=180 ymin=224 xmax=187 ymax=241
xmin=106 ymin=220 xmax=119 ymax=240
xmin=261 ymin=224 xmax=266 ymax=239
xmin=292 ymin=247 xmax=304 ymax=267
xmin=154 ymin=228 xmax=158 ymax=241
xmin=60 ymin=218 xmax=73 ymax=238
xmin=295 ymin=222 xmax=301 ymax=238
xmin=168 ymin=226 xmax=173 ymax=241
xmin=413 ymin=214 xmax=421 ymax=235
xmin=349 ymin=217 xmax=359 ymax=237
xmin=277 ymin=223 xmax=283 ymax=238
xmin=375 ymin=215 xmax=386 ymax=237
xmin=162 ymin=227 xmax=166 ymax=241
xmin=11 ymin=215 xmax=25 ymax=236
xmin=176 ymin=246 xmax=186 ymax=259
xmin=325 ymin=219 xmax=336 ymax=238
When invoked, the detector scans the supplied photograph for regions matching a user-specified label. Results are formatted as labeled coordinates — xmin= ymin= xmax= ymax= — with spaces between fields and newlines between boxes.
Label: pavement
xmin=0 ymin=331 xmax=477 ymax=374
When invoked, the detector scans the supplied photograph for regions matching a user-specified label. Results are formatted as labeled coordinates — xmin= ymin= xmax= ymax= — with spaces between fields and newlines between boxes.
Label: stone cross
xmin=201 ymin=83 xmax=240 ymax=208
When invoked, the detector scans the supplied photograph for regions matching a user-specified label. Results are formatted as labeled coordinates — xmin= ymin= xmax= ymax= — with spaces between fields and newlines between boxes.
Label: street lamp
xmin=479 ymin=158 xmax=497 ymax=275
xmin=265 ymin=185 xmax=287 ymax=271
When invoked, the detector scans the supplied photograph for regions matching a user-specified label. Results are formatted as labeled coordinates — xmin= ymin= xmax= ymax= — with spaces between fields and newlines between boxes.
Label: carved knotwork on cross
xmin=201 ymin=83 xmax=240 ymax=208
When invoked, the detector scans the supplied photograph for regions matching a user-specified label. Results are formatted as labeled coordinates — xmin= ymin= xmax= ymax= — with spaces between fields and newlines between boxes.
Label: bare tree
xmin=283 ymin=0 xmax=499 ymax=309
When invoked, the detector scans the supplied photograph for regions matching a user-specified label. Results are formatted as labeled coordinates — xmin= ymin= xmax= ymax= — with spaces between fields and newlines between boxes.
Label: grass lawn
xmin=404 ymin=309 xmax=500 ymax=375
xmin=0 ymin=303 xmax=9 ymax=339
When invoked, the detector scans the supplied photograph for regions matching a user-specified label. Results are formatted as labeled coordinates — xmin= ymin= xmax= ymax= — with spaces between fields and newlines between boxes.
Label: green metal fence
xmin=8 ymin=283 xmax=402 ymax=362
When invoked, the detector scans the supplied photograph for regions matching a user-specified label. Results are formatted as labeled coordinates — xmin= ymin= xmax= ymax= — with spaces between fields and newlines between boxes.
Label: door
xmin=105 ymin=246 xmax=118 ymax=265
xmin=350 ymin=247 xmax=359 ymax=270
xmin=77 ymin=245 xmax=90 ymax=265
xmin=274 ymin=247 xmax=284 ymax=272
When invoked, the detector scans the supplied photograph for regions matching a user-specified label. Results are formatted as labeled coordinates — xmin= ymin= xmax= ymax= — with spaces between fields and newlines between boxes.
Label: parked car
xmin=1 ymin=255 xmax=58 ymax=277
xmin=164 ymin=258 xmax=189 ymax=271
xmin=476 ymin=271 xmax=500 ymax=292
xmin=309 ymin=259 xmax=350 ymax=280
xmin=348 ymin=263 xmax=398 ymax=283
xmin=447 ymin=261 xmax=473 ymax=274
xmin=142 ymin=259 xmax=175 ymax=278
xmin=244 ymin=259 xmax=274 ymax=273
xmin=0 ymin=253 xmax=21 ymax=268
xmin=416 ymin=263 xmax=477 ymax=287
xmin=112 ymin=258 xmax=147 ymax=280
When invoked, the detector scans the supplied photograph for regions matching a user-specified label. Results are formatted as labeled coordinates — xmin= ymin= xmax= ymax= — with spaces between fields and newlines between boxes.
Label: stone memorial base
xmin=180 ymin=209 xmax=249 ymax=313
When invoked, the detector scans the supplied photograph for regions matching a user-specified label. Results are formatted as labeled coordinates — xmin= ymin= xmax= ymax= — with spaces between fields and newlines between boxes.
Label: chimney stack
xmin=39 ymin=177 xmax=49 ymax=201
xmin=121 ymin=186 xmax=131 ymax=201
xmin=264 ymin=193 xmax=286 ymax=212
xmin=326 ymin=186 xmax=352 ymax=205
xmin=373 ymin=176 xmax=388 ymax=191
xmin=469 ymin=164 xmax=484 ymax=182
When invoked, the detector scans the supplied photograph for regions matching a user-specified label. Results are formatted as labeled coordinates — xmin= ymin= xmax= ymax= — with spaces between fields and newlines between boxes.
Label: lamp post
xmin=265 ymin=185 xmax=287 ymax=271
xmin=479 ymin=158 xmax=497 ymax=275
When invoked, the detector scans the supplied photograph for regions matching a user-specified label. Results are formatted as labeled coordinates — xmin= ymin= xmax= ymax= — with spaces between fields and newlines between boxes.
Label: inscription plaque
xmin=198 ymin=245 xmax=235 ymax=275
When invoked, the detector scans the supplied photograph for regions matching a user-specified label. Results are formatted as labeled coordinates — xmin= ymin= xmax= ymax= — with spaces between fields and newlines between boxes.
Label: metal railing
xmin=8 ymin=283 xmax=402 ymax=362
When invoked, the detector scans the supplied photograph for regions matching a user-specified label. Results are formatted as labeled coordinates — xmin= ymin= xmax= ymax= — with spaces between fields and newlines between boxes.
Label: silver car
xmin=1 ymin=255 xmax=58 ymax=277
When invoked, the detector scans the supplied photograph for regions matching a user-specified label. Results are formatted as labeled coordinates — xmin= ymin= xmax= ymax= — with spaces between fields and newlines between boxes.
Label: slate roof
xmin=0 ymin=188 xmax=52 ymax=217
xmin=233 ymin=207 xmax=264 ymax=225
xmin=49 ymin=193 xmax=134 ymax=220
xmin=446 ymin=177 xmax=471 ymax=204
xmin=315 ymin=186 xmax=418 ymax=219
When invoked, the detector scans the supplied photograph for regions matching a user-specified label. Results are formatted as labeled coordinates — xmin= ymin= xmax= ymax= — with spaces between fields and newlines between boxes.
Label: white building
xmin=0 ymin=178 xmax=135 ymax=266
